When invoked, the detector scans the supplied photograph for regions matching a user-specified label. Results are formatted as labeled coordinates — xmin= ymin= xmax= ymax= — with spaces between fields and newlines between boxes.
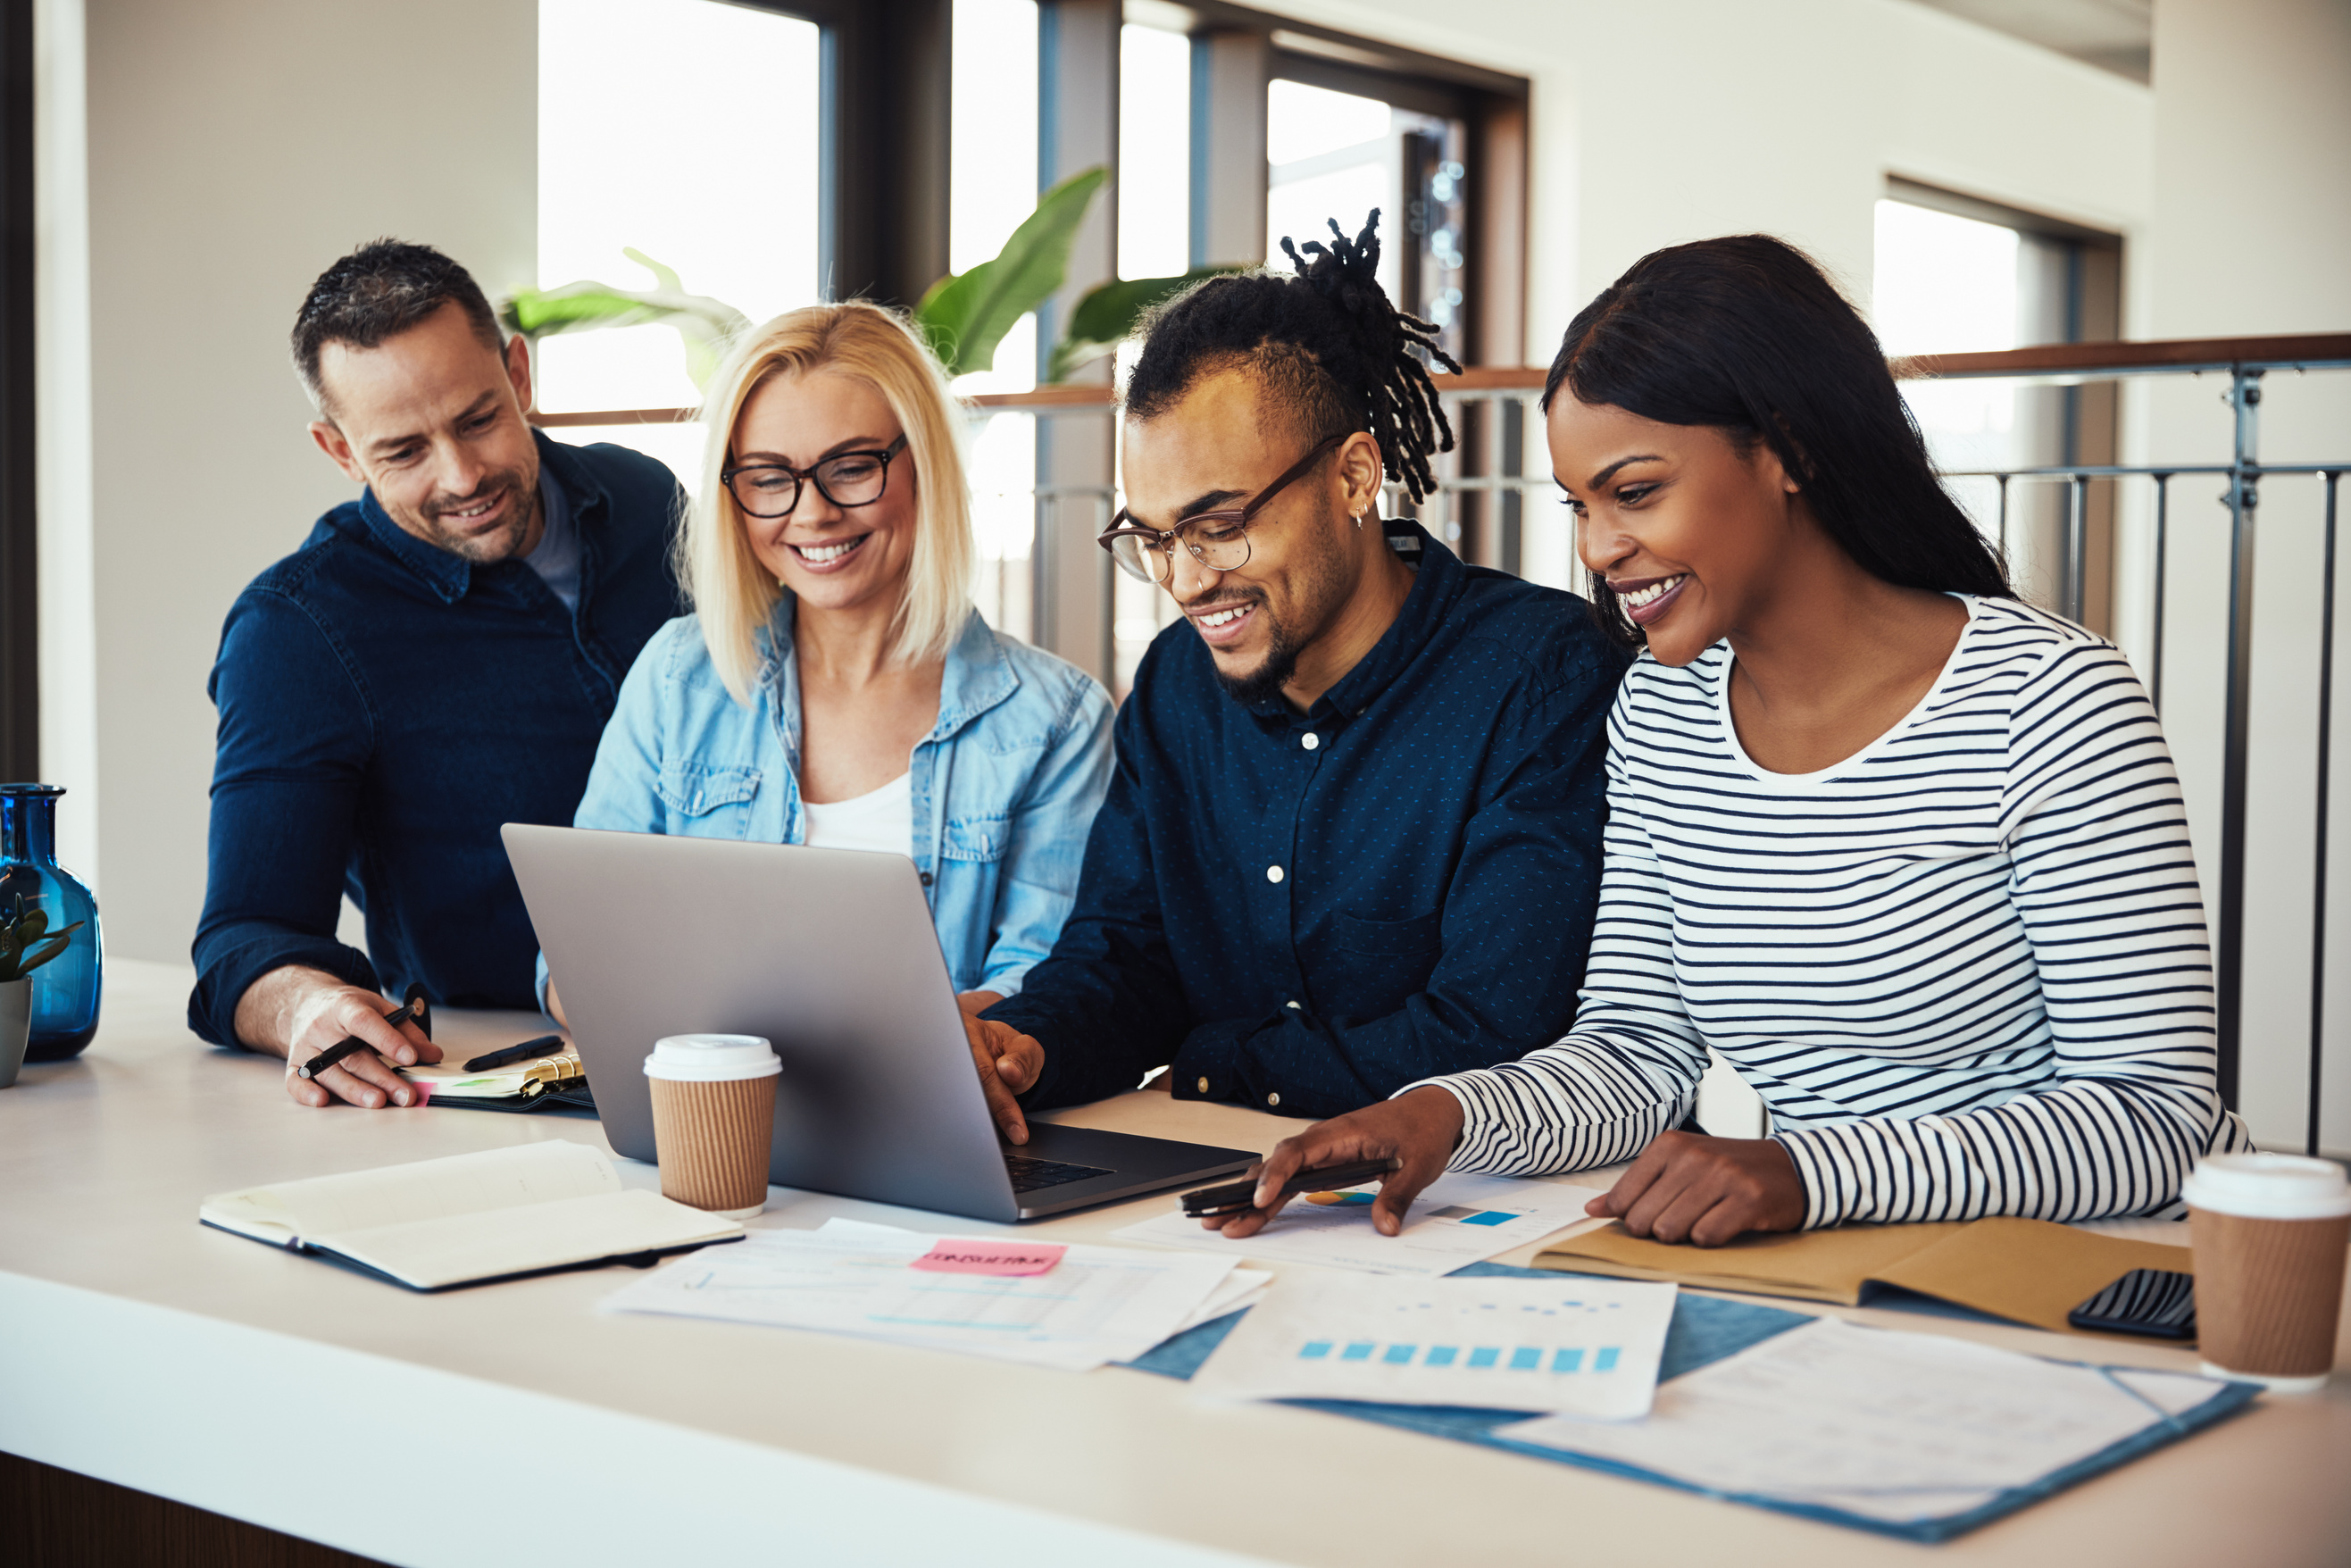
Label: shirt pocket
xmin=941 ymin=813 xmax=1012 ymax=863
xmin=1332 ymin=910 xmax=1443 ymax=963
xmin=654 ymin=763 xmax=763 ymax=838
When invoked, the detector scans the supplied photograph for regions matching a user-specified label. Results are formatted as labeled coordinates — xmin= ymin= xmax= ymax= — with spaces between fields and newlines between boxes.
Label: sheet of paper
xmin=602 ymin=1226 xmax=1238 ymax=1372
xmin=1113 ymin=1172 xmax=1609 ymax=1276
xmin=199 ymin=1140 xmax=620 ymax=1246
xmin=1173 ymin=1267 xmax=1271 ymax=1334
xmin=1496 ymin=1316 xmax=2235 ymax=1525
xmin=1189 ymin=1271 xmax=1677 ymax=1420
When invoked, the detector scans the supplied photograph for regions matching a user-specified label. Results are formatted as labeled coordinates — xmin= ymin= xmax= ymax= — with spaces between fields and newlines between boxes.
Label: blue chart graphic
xmin=1296 ymin=1339 xmax=1624 ymax=1372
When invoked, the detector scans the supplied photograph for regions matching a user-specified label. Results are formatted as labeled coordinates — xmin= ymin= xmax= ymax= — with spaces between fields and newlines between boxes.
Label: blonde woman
xmin=546 ymin=303 xmax=1113 ymax=1024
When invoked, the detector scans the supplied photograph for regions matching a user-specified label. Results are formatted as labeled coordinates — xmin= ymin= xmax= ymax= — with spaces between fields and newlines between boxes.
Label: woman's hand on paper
xmin=1586 ymin=1132 xmax=1805 ymax=1247
xmin=961 ymin=1013 xmax=1043 ymax=1145
xmin=258 ymin=969 xmax=439 ymax=1109
xmin=1213 ymin=1087 xmax=1465 ymax=1240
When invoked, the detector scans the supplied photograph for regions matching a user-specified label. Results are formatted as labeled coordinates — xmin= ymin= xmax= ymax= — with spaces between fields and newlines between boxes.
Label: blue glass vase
xmin=0 ymin=784 xmax=104 ymax=1061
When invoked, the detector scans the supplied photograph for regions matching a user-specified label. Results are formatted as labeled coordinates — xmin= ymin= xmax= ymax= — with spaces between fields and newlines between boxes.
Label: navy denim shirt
xmin=188 ymin=434 xmax=686 ymax=1044
xmin=988 ymin=523 xmax=1631 ymax=1120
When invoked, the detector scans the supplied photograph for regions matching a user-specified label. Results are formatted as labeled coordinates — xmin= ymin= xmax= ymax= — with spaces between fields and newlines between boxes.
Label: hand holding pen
xmin=281 ymin=980 xmax=438 ymax=1110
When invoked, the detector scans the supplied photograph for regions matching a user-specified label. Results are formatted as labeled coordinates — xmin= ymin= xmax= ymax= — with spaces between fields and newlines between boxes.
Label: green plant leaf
xmin=14 ymin=933 xmax=71 ymax=977
xmin=12 ymin=908 xmax=44 ymax=943
xmin=621 ymin=246 xmax=685 ymax=294
xmin=498 ymin=250 xmax=751 ymax=393
xmin=1043 ymin=264 xmax=1250 ymax=382
xmin=915 ymin=166 xmax=1108 ymax=379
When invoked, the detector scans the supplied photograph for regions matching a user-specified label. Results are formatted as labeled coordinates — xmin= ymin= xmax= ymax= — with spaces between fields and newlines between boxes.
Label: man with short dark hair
xmin=962 ymin=215 xmax=1629 ymax=1142
xmin=190 ymin=239 xmax=685 ymax=1107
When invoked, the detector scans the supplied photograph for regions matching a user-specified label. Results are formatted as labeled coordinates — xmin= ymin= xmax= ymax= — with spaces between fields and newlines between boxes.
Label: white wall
xmin=34 ymin=0 xmax=96 ymax=886
xmin=54 ymin=0 xmax=538 ymax=963
xmin=2132 ymin=0 xmax=2351 ymax=1153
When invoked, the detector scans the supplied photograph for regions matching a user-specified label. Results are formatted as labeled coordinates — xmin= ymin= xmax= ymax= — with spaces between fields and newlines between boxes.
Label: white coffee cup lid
xmin=2181 ymin=1153 xmax=2351 ymax=1220
xmin=642 ymin=1034 xmax=781 ymax=1082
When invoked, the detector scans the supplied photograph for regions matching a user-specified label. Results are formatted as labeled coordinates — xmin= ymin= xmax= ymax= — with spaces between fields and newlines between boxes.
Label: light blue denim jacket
xmin=549 ymin=599 xmax=1113 ymax=1002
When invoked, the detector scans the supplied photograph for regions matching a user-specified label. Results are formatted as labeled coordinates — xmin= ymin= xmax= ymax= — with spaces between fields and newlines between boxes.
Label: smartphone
xmin=2067 ymin=1268 xmax=2197 ymax=1339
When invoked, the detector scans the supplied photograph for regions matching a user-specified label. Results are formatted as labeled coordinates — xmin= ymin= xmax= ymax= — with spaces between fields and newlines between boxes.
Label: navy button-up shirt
xmin=188 ymin=433 xmax=685 ymax=1045
xmin=989 ymin=524 xmax=1630 ymax=1120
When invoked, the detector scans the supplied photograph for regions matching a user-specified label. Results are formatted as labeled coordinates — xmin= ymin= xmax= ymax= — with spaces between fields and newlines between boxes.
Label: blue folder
xmin=1121 ymin=1261 xmax=2259 ymax=1543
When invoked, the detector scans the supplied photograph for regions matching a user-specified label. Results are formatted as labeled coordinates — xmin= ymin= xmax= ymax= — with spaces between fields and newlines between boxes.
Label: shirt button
xmin=1300 ymin=732 xmax=1320 ymax=751
xmin=919 ymin=872 xmax=933 ymax=887
xmin=1266 ymin=864 xmax=1284 ymax=884
xmin=1196 ymin=1076 xmax=1210 ymax=1094
xmin=1267 ymin=1092 xmax=1281 ymax=1107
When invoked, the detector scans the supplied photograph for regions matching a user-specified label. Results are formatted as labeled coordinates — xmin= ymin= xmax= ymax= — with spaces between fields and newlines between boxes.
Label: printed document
xmin=1113 ymin=1172 xmax=1608 ymax=1276
xmin=1189 ymin=1272 xmax=1677 ymax=1421
xmin=1497 ymin=1316 xmax=2235 ymax=1524
xmin=601 ymin=1224 xmax=1238 ymax=1372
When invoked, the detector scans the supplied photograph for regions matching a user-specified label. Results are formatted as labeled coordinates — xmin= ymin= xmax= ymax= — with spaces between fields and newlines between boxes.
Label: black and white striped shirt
xmin=1421 ymin=596 xmax=2253 ymax=1226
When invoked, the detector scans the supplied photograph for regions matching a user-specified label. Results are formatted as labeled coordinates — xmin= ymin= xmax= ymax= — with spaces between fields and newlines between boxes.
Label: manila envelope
xmin=1537 ymin=1216 xmax=2193 ymax=1337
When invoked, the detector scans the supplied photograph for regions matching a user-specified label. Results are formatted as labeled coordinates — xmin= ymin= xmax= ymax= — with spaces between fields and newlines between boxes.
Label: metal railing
xmin=534 ymin=333 xmax=2351 ymax=1152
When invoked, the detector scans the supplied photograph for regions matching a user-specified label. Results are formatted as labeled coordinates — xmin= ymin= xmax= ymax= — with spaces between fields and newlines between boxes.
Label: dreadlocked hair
xmin=1123 ymin=209 xmax=1463 ymax=503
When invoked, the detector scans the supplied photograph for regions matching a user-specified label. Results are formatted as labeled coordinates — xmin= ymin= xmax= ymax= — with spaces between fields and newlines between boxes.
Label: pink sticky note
xmin=910 ymin=1239 xmax=1067 ymax=1276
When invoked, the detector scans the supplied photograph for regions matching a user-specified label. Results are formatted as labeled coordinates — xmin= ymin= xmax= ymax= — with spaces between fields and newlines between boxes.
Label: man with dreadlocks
xmin=962 ymin=213 xmax=1630 ymax=1143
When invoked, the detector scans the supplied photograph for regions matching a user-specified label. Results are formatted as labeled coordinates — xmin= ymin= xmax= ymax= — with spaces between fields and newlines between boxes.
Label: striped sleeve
xmin=1773 ymin=640 xmax=2245 ymax=1225
xmin=1405 ymin=693 xmax=1705 ymax=1172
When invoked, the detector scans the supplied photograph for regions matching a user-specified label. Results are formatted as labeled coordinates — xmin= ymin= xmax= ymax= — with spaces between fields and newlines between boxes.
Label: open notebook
xmin=199 ymin=1141 xmax=742 ymax=1291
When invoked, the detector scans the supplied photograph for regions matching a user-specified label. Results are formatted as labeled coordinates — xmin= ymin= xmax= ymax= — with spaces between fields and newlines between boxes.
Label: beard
xmin=1202 ymin=510 xmax=1355 ymax=707
xmin=389 ymin=464 xmax=541 ymax=563
xmin=1213 ymin=598 xmax=1304 ymax=706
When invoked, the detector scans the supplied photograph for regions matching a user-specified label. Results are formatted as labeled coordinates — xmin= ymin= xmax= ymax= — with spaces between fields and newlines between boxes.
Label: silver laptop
xmin=503 ymin=823 xmax=1255 ymax=1222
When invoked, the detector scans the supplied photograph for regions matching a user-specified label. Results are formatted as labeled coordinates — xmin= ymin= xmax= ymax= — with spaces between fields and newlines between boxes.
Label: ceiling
xmin=1905 ymin=0 xmax=2153 ymax=82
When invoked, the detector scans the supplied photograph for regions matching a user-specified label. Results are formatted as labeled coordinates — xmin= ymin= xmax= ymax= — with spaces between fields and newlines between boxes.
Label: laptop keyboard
xmin=1005 ymin=1155 xmax=1114 ymax=1194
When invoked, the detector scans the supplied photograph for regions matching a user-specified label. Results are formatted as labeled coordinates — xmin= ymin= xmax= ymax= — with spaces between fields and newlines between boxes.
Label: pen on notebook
xmin=461 ymin=1034 xmax=567 ymax=1073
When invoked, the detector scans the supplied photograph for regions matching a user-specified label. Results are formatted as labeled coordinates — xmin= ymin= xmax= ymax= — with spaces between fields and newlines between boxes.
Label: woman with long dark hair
xmin=1213 ymin=234 xmax=2251 ymax=1247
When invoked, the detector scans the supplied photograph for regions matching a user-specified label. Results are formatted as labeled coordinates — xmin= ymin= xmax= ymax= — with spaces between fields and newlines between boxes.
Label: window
xmin=537 ymin=0 xmax=824 ymax=488
xmin=949 ymin=0 xmax=1042 ymax=638
xmin=1873 ymin=182 xmax=2121 ymax=626
xmin=1264 ymin=79 xmax=1466 ymax=364
xmin=1110 ymin=20 xmax=1195 ymax=689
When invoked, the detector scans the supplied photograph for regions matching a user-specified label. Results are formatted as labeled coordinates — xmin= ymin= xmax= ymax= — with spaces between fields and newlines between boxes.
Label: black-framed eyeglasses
xmin=1096 ymin=433 xmax=1346 ymax=586
xmin=721 ymin=433 xmax=908 ymax=518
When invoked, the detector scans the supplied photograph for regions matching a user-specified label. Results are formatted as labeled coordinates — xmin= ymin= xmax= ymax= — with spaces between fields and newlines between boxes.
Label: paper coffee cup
xmin=2183 ymin=1153 xmax=2351 ymax=1393
xmin=644 ymin=1034 xmax=780 ymax=1220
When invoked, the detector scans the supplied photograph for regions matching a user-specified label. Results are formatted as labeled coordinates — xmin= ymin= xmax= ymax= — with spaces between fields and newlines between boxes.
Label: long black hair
xmin=1126 ymin=211 xmax=1461 ymax=502
xmin=1546 ymin=234 xmax=2010 ymax=645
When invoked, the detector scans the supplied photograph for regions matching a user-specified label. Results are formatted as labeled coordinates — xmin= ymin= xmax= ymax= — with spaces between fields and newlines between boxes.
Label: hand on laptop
xmin=961 ymin=1013 xmax=1043 ymax=1144
xmin=1209 ymin=1086 xmax=1465 ymax=1239
xmin=237 ymin=964 xmax=440 ymax=1109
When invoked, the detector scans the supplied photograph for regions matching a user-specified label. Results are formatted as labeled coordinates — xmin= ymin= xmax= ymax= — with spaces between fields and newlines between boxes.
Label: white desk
xmin=2 ymin=960 xmax=2347 ymax=1567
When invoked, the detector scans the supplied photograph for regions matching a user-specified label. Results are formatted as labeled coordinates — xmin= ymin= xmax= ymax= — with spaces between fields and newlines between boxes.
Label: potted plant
xmin=1 ymin=895 xmax=85 ymax=1088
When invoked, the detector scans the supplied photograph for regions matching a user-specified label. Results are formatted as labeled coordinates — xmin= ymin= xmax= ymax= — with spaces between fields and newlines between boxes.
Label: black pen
xmin=1181 ymin=1156 xmax=1404 ymax=1220
xmin=462 ymin=1035 xmax=567 ymax=1073
xmin=295 ymin=988 xmax=433 ymax=1080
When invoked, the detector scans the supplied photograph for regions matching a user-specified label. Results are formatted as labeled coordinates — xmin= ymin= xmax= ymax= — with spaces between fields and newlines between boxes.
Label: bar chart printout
xmin=1188 ymin=1274 xmax=1678 ymax=1422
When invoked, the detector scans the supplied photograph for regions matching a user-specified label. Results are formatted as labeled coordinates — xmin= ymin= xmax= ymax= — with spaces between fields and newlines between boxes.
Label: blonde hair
xmin=683 ymin=301 xmax=976 ymax=700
